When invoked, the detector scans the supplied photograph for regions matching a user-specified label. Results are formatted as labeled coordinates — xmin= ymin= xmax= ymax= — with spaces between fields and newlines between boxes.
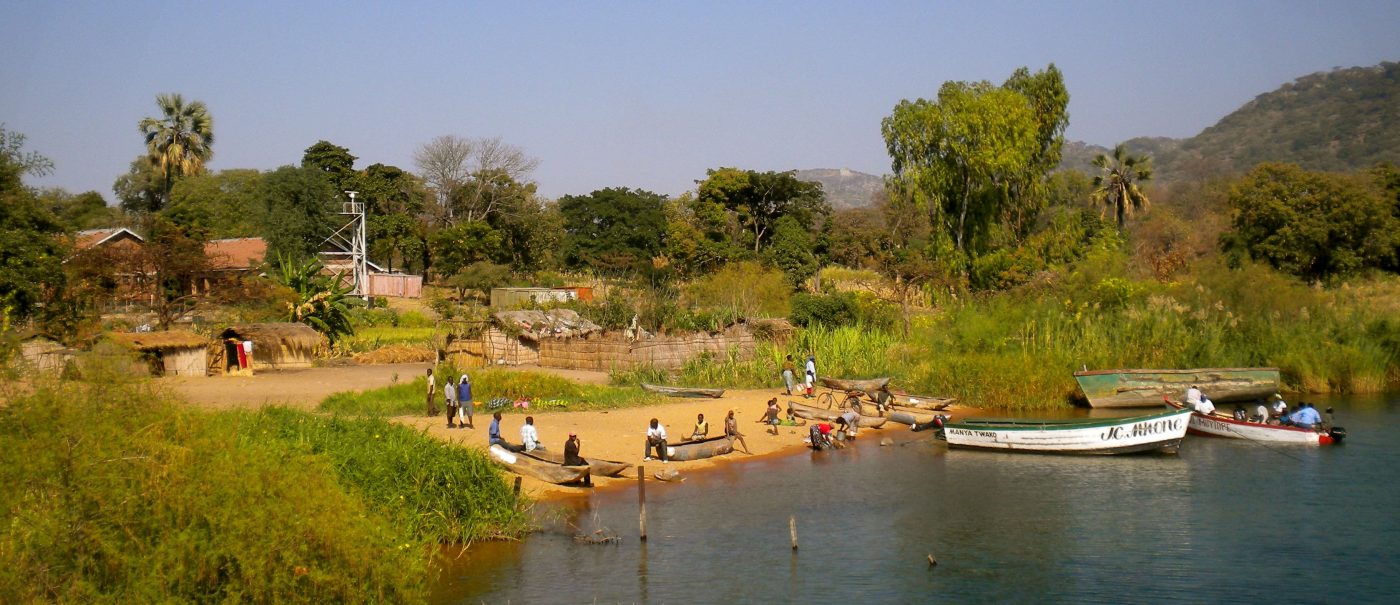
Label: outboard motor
xmin=1328 ymin=427 xmax=1347 ymax=444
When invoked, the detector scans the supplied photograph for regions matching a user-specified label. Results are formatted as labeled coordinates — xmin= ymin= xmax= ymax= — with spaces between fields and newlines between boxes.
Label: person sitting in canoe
xmin=1290 ymin=403 xmax=1323 ymax=429
xmin=1195 ymin=396 xmax=1216 ymax=416
xmin=1250 ymin=399 xmax=1270 ymax=423
xmin=1232 ymin=404 xmax=1248 ymax=421
xmin=1185 ymin=385 xmax=1203 ymax=409
xmin=725 ymin=409 xmax=750 ymax=454
xmin=563 ymin=432 xmax=586 ymax=466
xmin=1270 ymin=394 xmax=1289 ymax=423
xmin=645 ymin=418 xmax=669 ymax=463
xmin=686 ymin=413 xmax=709 ymax=441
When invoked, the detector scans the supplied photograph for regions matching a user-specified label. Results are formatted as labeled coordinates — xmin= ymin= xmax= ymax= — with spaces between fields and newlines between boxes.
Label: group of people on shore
xmin=425 ymin=368 xmax=474 ymax=429
xmin=644 ymin=409 xmax=750 ymax=462
xmin=781 ymin=354 xmax=818 ymax=398
xmin=1185 ymin=386 xmax=1329 ymax=429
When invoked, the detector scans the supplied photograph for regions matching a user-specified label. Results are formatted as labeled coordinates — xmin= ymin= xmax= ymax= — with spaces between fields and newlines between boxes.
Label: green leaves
xmin=276 ymin=253 xmax=357 ymax=344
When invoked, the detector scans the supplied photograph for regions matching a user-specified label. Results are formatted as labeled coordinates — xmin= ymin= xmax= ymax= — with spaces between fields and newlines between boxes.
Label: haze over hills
xmin=795 ymin=168 xmax=885 ymax=210
xmin=1060 ymin=61 xmax=1400 ymax=179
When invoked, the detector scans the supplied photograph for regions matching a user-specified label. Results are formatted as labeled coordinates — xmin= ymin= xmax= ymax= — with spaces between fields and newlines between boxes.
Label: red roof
xmin=74 ymin=227 xmax=143 ymax=251
xmin=205 ymin=237 xmax=267 ymax=271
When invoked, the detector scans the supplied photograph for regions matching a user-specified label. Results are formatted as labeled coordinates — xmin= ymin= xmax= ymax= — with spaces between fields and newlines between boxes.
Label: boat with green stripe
xmin=1073 ymin=367 xmax=1280 ymax=408
xmin=941 ymin=408 xmax=1193 ymax=455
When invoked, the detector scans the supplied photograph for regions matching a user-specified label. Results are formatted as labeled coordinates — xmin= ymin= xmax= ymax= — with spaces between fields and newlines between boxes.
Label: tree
xmin=446 ymin=261 xmax=512 ymax=302
xmin=1091 ymin=143 xmax=1153 ymax=230
xmin=113 ymin=157 xmax=166 ymax=214
xmin=1002 ymin=65 xmax=1070 ymax=237
xmin=413 ymin=135 xmax=474 ymax=223
xmin=163 ymin=169 xmax=264 ymax=238
xmin=301 ymin=141 xmax=358 ymax=193
xmin=764 ymin=215 xmax=819 ymax=288
xmin=558 ymin=187 xmax=668 ymax=272
xmin=696 ymin=168 xmax=827 ymax=254
xmin=38 ymin=189 xmax=120 ymax=230
xmin=139 ymin=93 xmax=214 ymax=208
xmin=1223 ymin=163 xmax=1399 ymax=281
xmin=453 ymin=138 xmax=540 ymax=223
xmin=662 ymin=192 xmax=746 ymax=277
xmin=275 ymin=253 xmax=355 ymax=344
xmin=882 ymin=80 xmax=1039 ymax=260
xmin=0 ymin=125 xmax=67 ymax=322
xmin=428 ymin=221 xmax=506 ymax=279
xmin=142 ymin=219 xmax=212 ymax=329
xmin=259 ymin=166 xmax=338 ymax=260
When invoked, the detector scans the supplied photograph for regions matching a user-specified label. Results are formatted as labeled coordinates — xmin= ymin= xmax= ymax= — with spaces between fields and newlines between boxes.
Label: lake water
xmin=436 ymin=395 xmax=1400 ymax=603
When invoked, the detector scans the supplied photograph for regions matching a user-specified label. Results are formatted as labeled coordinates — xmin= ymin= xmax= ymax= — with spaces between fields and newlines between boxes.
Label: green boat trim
xmin=948 ymin=408 xmax=1188 ymax=431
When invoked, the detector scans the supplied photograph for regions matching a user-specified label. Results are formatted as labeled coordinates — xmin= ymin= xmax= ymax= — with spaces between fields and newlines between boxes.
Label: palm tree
xmin=139 ymin=93 xmax=214 ymax=209
xmin=1091 ymin=143 xmax=1152 ymax=230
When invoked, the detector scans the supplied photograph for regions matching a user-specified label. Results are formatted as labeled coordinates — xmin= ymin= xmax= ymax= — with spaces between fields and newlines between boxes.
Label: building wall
xmin=163 ymin=348 xmax=208 ymax=377
xmin=368 ymin=273 xmax=423 ymax=298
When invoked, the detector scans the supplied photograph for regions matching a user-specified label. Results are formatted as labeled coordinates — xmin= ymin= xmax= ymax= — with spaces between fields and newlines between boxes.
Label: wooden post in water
xmin=790 ymin=516 xmax=798 ymax=550
xmin=512 ymin=476 xmax=521 ymax=497
xmin=638 ymin=466 xmax=648 ymax=542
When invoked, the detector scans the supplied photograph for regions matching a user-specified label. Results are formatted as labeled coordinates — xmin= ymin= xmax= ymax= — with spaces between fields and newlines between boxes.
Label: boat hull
xmin=640 ymin=383 xmax=725 ymax=398
xmin=889 ymin=393 xmax=956 ymax=409
xmin=521 ymin=449 xmax=634 ymax=476
xmin=787 ymin=400 xmax=888 ymax=428
xmin=1165 ymin=401 xmax=1334 ymax=445
xmin=943 ymin=409 xmax=1192 ymax=455
xmin=488 ymin=445 xmax=592 ymax=485
xmin=666 ymin=435 xmax=735 ymax=461
xmin=818 ymin=377 xmax=891 ymax=393
xmin=1074 ymin=368 xmax=1280 ymax=408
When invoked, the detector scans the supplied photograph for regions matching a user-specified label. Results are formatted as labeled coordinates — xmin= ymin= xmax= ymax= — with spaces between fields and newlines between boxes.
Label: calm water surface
xmin=437 ymin=395 xmax=1399 ymax=604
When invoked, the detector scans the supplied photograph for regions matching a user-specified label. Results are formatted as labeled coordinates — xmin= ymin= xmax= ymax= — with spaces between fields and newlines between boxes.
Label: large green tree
xmin=163 ymin=169 xmax=265 ymax=238
xmin=427 ymin=221 xmax=506 ymax=279
xmin=0 ymin=126 xmax=67 ymax=322
xmin=259 ymin=166 xmax=338 ymax=260
xmin=113 ymin=157 xmax=166 ymax=214
xmin=695 ymin=168 xmax=827 ymax=254
xmin=1091 ymin=143 xmax=1153 ymax=230
xmin=139 ymin=93 xmax=214 ymax=209
xmin=302 ymin=140 xmax=359 ymax=193
xmin=558 ymin=187 xmax=668 ymax=272
xmin=1224 ymin=163 xmax=1399 ymax=282
xmin=882 ymin=79 xmax=1039 ymax=261
xmin=38 ymin=189 xmax=119 ymax=230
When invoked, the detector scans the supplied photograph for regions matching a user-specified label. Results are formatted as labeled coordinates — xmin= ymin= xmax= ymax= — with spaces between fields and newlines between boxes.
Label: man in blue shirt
xmin=488 ymin=411 xmax=505 ymax=446
xmin=1290 ymin=403 xmax=1322 ymax=429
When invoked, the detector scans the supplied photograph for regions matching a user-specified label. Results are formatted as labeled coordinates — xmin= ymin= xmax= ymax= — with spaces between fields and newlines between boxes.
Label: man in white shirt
xmin=1184 ymin=386 xmax=1202 ymax=408
xmin=1197 ymin=397 xmax=1216 ymax=416
xmin=645 ymin=418 xmax=669 ymax=462
xmin=520 ymin=416 xmax=544 ymax=451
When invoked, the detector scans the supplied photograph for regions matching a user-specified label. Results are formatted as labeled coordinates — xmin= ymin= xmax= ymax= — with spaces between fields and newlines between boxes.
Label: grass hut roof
xmin=108 ymin=329 xmax=209 ymax=351
xmin=221 ymin=322 xmax=326 ymax=355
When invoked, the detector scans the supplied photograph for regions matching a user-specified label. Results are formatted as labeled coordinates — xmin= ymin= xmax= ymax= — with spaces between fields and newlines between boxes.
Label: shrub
xmin=789 ymin=292 xmax=859 ymax=327
xmin=681 ymin=261 xmax=791 ymax=317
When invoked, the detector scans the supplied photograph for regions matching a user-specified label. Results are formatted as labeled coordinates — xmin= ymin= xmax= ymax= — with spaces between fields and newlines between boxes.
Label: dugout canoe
xmin=889 ymin=392 xmax=957 ymax=410
xmin=1164 ymin=400 xmax=1345 ymax=445
xmin=818 ymin=377 xmax=892 ymax=393
xmin=520 ymin=449 xmax=633 ymax=477
xmin=666 ymin=435 xmax=735 ymax=461
xmin=941 ymin=408 xmax=1192 ymax=455
xmin=786 ymin=400 xmax=888 ymax=429
xmin=641 ymin=383 xmax=726 ymax=398
xmin=849 ymin=400 xmax=946 ymax=426
xmin=1073 ymin=367 xmax=1280 ymax=409
xmin=488 ymin=444 xmax=592 ymax=485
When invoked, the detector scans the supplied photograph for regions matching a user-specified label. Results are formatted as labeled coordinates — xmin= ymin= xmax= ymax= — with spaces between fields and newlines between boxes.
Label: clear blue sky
xmin=3 ymin=0 xmax=1399 ymax=200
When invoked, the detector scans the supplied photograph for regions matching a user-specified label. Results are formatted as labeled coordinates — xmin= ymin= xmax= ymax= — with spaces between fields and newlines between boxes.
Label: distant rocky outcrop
xmin=796 ymin=168 xmax=885 ymax=210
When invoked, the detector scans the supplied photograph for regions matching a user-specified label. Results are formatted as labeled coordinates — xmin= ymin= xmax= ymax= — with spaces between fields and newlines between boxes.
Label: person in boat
xmin=645 ymin=418 xmax=669 ymax=463
xmin=1232 ymin=404 xmax=1248 ymax=421
xmin=1290 ymin=402 xmax=1323 ymax=429
xmin=443 ymin=375 xmax=458 ymax=428
xmin=1251 ymin=399 xmax=1270 ymax=423
xmin=725 ymin=409 xmax=750 ymax=454
xmin=521 ymin=416 xmax=544 ymax=452
xmin=458 ymin=373 xmax=474 ymax=429
xmin=781 ymin=355 xmax=798 ymax=396
xmin=1323 ymin=406 xmax=1336 ymax=431
xmin=804 ymin=355 xmax=817 ymax=398
xmin=1196 ymin=396 xmax=1216 ymax=416
xmin=1185 ymin=385 xmax=1203 ymax=408
xmin=563 ymin=432 xmax=585 ymax=466
xmin=688 ymin=413 xmax=709 ymax=441
xmin=1271 ymin=394 xmax=1289 ymax=421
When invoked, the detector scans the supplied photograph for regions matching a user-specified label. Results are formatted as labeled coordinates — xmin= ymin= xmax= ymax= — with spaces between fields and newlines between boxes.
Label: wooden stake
xmin=638 ymin=465 xmax=648 ymax=542
xmin=512 ymin=476 xmax=522 ymax=496
xmin=790 ymin=516 xmax=798 ymax=551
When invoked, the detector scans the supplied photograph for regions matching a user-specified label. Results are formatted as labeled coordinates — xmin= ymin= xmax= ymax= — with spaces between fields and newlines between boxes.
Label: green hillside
xmin=1062 ymin=61 xmax=1400 ymax=178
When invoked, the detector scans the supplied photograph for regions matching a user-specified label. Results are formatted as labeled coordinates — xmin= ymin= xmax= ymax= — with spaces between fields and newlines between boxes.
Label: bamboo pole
xmin=638 ymin=466 xmax=648 ymax=542
xmin=790 ymin=516 xmax=798 ymax=550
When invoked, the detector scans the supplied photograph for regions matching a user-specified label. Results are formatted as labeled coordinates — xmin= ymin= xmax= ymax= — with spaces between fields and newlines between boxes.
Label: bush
xmin=681 ymin=261 xmax=791 ymax=317
xmin=789 ymin=292 xmax=859 ymax=327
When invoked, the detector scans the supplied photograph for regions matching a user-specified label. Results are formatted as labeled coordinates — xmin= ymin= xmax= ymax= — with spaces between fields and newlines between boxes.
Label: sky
xmin=3 ymin=0 xmax=1400 ymax=200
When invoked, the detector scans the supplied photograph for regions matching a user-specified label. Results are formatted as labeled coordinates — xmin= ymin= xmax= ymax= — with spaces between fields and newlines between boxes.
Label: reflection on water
xmin=437 ymin=396 xmax=1400 ymax=603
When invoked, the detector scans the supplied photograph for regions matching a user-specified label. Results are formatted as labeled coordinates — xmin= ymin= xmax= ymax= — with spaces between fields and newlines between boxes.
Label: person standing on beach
xmin=443 ymin=375 xmax=458 ymax=428
xmin=521 ymin=416 xmax=544 ymax=451
xmin=645 ymin=418 xmax=669 ymax=462
xmin=781 ymin=355 xmax=797 ymax=396
xmin=804 ymin=355 xmax=817 ymax=398
xmin=725 ymin=409 xmax=750 ymax=454
xmin=458 ymin=373 xmax=474 ymax=429
xmin=425 ymin=368 xmax=439 ymax=416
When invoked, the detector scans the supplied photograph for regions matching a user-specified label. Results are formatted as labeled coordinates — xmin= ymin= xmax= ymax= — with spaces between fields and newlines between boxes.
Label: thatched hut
xmin=19 ymin=334 xmax=75 ymax=374
xmin=108 ymin=330 xmax=210 ymax=377
xmin=220 ymin=323 xmax=325 ymax=372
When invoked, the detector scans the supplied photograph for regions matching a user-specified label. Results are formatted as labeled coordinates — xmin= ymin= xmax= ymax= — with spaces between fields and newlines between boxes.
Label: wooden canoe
xmin=1073 ymin=367 xmax=1280 ymax=408
xmin=488 ymin=444 xmax=591 ymax=485
xmin=787 ymin=400 xmax=888 ymax=429
xmin=641 ymin=383 xmax=726 ymax=398
xmin=1164 ymin=400 xmax=1343 ymax=445
xmin=889 ymin=392 xmax=956 ymax=410
xmin=851 ymin=400 xmax=948 ymax=425
xmin=665 ymin=435 xmax=735 ymax=461
xmin=818 ymin=377 xmax=891 ymax=393
xmin=520 ymin=449 xmax=633 ymax=477
xmin=942 ymin=408 xmax=1192 ymax=455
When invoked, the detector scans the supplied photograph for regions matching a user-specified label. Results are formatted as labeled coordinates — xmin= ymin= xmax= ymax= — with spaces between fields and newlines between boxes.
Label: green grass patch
xmin=319 ymin=367 xmax=661 ymax=416
xmin=338 ymin=326 xmax=437 ymax=353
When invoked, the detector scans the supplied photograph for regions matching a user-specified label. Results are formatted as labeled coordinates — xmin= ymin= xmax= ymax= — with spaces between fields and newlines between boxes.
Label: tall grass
xmin=319 ymin=368 xmax=661 ymax=416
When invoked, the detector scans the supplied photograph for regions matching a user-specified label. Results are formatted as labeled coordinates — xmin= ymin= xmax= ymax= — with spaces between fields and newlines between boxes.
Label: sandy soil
xmin=161 ymin=363 xmax=965 ymax=500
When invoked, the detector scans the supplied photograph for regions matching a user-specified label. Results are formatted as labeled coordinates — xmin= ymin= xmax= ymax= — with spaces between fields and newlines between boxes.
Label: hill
xmin=1060 ymin=61 xmax=1400 ymax=179
xmin=796 ymin=168 xmax=884 ymax=209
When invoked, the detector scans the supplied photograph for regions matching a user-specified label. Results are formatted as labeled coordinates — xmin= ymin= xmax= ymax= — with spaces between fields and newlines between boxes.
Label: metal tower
xmin=322 ymin=191 xmax=369 ymax=298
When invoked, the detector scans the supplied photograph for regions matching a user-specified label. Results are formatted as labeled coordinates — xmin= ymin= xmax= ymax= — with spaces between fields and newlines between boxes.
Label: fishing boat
xmin=888 ymin=392 xmax=956 ymax=410
xmin=666 ymin=435 xmax=735 ymax=461
xmin=787 ymin=400 xmax=888 ymax=428
xmin=488 ymin=444 xmax=592 ymax=485
xmin=941 ymin=408 xmax=1192 ymax=455
xmin=1073 ymin=367 xmax=1280 ymax=408
xmin=640 ymin=383 xmax=726 ymax=398
xmin=1164 ymin=400 xmax=1345 ymax=445
xmin=818 ymin=377 xmax=892 ymax=393
xmin=520 ymin=449 xmax=633 ymax=477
